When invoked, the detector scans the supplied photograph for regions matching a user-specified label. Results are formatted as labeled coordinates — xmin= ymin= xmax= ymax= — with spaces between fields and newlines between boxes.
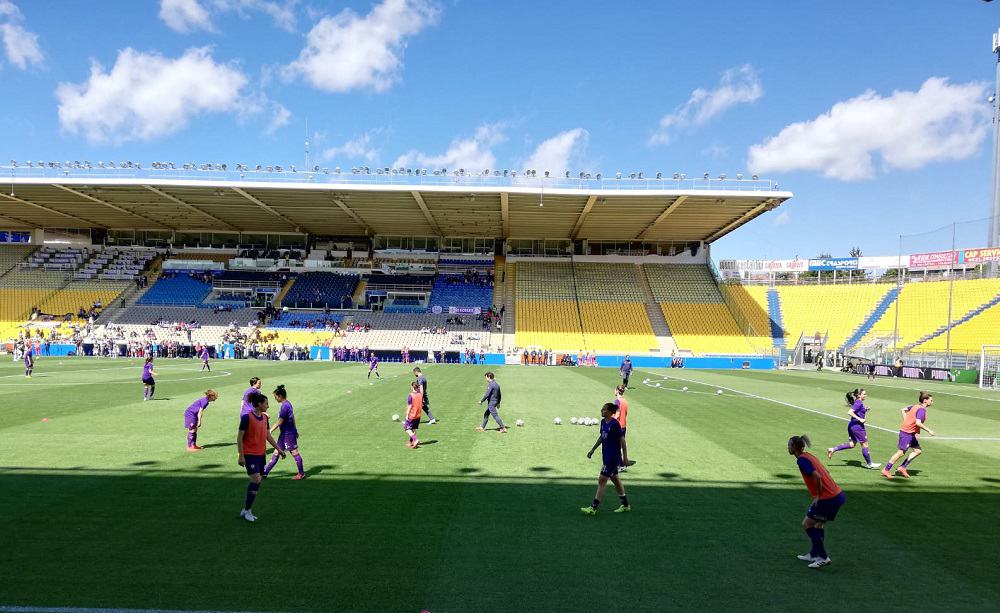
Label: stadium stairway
xmin=635 ymin=264 xmax=678 ymax=354
xmin=503 ymin=262 xmax=516 ymax=350
xmin=840 ymin=286 xmax=900 ymax=353
xmin=352 ymin=280 xmax=367 ymax=308
xmin=273 ymin=278 xmax=295 ymax=306
xmin=765 ymin=289 xmax=786 ymax=349
xmin=904 ymin=293 xmax=1000 ymax=352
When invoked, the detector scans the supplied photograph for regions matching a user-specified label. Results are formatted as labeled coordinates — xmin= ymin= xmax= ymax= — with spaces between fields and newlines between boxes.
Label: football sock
xmin=885 ymin=462 xmax=894 ymax=472
xmin=264 ymin=453 xmax=280 ymax=475
xmin=244 ymin=482 xmax=260 ymax=510
xmin=814 ymin=528 xmax=827 ymax=558
xmin=619 ymin=495 xmax=629 ymax=508
xmin=901 ymin=458 xmax=911 ymax=468
xmin=862 ymin=447 xmax=872 ymax=464
xmin=143 ymin=388 xmax=148 ymax=399
xmin=591 ymin=498 xmax=601 ymax=510
xmin=805 ymin=527 xmax=820 ymax=557
xmin=294 ymin=455 xmax=304 ymax=474
xmin=424 ymin=408 xmax=435 ymax=420
xmin=187 ymin=432 xmax=195 ymax=447
xmin=149 ymin=385 xmax=155 ymax=398
xmin=832 ymin=443 xmax=852 ymax=453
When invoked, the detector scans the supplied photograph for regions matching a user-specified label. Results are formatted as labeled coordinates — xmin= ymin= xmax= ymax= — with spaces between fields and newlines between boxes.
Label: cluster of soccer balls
xmin=553 ymin=417 xmax=599 ymax=426
xmin=391 ymin=415 xmax=525 ymax=427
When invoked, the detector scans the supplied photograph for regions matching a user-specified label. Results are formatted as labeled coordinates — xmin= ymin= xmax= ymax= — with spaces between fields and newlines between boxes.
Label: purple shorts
xmin=403 ymin=418 xmax=420 ymax=431
xmin=278 ymin=432 xmax=298 ymax=451
xmin=243 ymin=454 xmax=266 ymax=476
xmin=897 ymin=431 xmax=921 ymax=451
xmin=184 ymin=412 xmax=198 ymax=429
xmin=848 ymin=423 xmax=867 ymax=444
xmin=807 ymin=491 xmax=846 ymax=522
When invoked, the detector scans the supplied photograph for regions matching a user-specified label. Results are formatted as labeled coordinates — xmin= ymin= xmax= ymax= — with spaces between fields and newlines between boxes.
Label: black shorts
xmin=142 ymin=377 xmax=155 ymax=385
xmin=600 ymin=464 xmax=620 ymax=478
xmin=244 ymin=454 xmax=266 ymax=476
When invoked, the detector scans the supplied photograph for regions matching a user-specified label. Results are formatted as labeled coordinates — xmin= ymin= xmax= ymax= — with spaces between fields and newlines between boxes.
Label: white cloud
xmin=56 ymin=47 xmax=251 ymax=144
xmin=772 ymin=210 xmax=790 ymax=226
xmin=0 ymin=1 xmax=42 ymax=69
xmin=160 ymin=0 xmax=215 ymax=33
xmin=323 ymin=132 xmax=379 ymax=162
xmin=520 ymin=128 xmax=589 ymax=174
xmin=748 ymin=77 xmax=991 ymax=181
xmin=0 ymin=22 xmax=41 ymax=69
xmin=265 ymin=103 xmax=291 ymax=134
xmin=285 ymin=0 xmax=438 ymax=93
xmin=160 ymin=0 xmax=297 ymax=33
xmin=650 ymin=64 xmax=762 ymax=145
xmin=393 ymin=124 xmax=505 ymax=171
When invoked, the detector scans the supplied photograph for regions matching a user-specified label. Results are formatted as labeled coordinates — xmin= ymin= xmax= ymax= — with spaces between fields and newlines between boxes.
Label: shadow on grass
xmin=2 ymin=471 xmax=999 ymax=611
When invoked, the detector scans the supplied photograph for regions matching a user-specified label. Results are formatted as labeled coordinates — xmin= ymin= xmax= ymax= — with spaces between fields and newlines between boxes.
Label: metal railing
xmin=3 ymin=164 xmax=782 ymax=193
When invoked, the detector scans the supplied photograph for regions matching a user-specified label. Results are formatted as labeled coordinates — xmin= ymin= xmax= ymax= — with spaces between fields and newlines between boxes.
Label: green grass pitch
xmin=2 ymin=358 xmax=999 ymax=612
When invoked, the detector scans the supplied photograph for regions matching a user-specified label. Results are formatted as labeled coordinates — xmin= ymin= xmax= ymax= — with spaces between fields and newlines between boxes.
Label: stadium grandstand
xmin=1 ymin=167 xmax=998 ymax=371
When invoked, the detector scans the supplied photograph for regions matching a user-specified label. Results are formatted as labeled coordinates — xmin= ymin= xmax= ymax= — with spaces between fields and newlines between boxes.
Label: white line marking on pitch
xmin=0 ymin=371 xmax=232 ymax=386
xmin=789 ymin=369 xmax=1000 ymax=404
xmin=641 ymin=372 xmax=1000 ymax=442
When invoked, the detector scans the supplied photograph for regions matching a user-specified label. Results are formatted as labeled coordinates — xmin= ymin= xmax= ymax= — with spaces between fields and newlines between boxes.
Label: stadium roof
xmin=0 ymin=174 xmax=792 ymax=243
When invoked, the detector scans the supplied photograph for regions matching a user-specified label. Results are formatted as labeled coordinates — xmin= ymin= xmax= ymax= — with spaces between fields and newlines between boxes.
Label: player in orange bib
xmin=403 ymin=381 xmax=423 ymax=448
xmin=612 ymin=385 xmax=634 ymax=471
xmin=788 ymin=434 xmax=845 ymax=569
xmin=882 ymin=392 xmax=936 ymax=479
xmin=237 ymin=391 xmax=284 ymax=522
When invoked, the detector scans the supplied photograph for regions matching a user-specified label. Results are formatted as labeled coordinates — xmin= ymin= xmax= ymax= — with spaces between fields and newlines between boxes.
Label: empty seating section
xmin=73 ymin=248 xmax=154 ymax=281
xmin=722 ymin=284 xmax=773 ymax=336
xmin=269 ymin=313 xmax=493 ymax=352
xmin=514 ymin=262 xmax=585 ymax=349
xmin=660 ymin=303 xmax=758 ymax=354
xmin=644 ymin=265 xmax=721 ymax=303
xmin=283 ymin=273 xmax=359 ymax=308
xmin=917 ymin=295 xmax=1000 ymax=353
xmin=579 ymin=301 xmax=656 ymax=352
xmin=777 ymin=284 xmax=894 ymax=347
xmin=0 ymin=245 xmax=35 ymax=277
xmin=430 ymin=276 xmax=493 ymax=310
xmin=138 ymin=276 xmax=212 ymax=306
xmin=863 ymin=278 xmax=1000 ymax=352
xmin=575 ymin=264 xmax=646 ymax=301
xmin=645 ymin=265 xmax=766 ymax=354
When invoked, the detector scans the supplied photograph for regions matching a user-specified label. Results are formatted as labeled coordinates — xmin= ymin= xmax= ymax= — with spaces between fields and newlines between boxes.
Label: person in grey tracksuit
xmin=477 ymin=371 xmax=507 ymax=433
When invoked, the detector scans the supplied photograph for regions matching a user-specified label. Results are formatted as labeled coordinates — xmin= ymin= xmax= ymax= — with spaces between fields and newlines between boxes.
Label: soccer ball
xmin=516 ymin=419 xmax=525 ymax=427
xmin=587 ymin=418 xmax=595 ymax=426
xmin=570 ymin=417 xmax=578 ymax=424
xmin=554 ymin=417 xmax=562 ymax=425
xmin=717 ymin=389 xmax=723 ymax=395
xmin=655 ymin=383 xmax=661 ymax=387
xmin=391 ymin=414 xmax=400 ymax=421
xmin=682 ymin=386 xmax=688 ymax=392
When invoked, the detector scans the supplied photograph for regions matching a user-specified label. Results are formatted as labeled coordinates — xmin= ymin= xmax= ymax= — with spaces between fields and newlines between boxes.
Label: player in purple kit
xmin=184 ymin=389 xmax=218 ymax=451
xmin=241 ymin=377 xmax=262 ymax=416
xmin=882 ymin=392 xmax=936 ymax=479
xmin=827 ymin=388 xmax=881 ymax=470
xmin=141 ymin=356 xmax=156 ymax=400
xmin=581 ymin=402 xmax=631 ymax=515
xmin=263 ymin=385 xmax=305 ymax=480
xmin=23 ymin=344 xmax=33 ymax=378
xmin=367 ymin=353 xmax=381 ymax=380
xmin=200 ymin=347 xmax=211 ymax=372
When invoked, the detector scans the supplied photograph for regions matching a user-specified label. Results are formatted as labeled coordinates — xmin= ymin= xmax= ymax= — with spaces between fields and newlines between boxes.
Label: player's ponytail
xmin=846 ymin=388 xmax=861 ymax=406
xmin=615 ymin=384 xmax=625 ymax=396
xmin=789 ymin=434 xmax=811 ymax=453
xmin=918 ymin=391 xmax=932 ymax=404
xmin=273 ymin=384 xmax=287 ymax=399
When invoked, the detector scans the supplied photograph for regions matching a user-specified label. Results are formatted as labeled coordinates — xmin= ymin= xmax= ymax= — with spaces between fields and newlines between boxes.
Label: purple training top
xmin=369 ymin=356 xmax=379 ymax=369
xmin=278 ymin=400 xmax=297 ymax=435
xmin=142 ymin=362 xmax=154 ymax=380
xmin=185 ymin=396 xmax=210 ymax=417
xmin=849 ymin=399 xmax=867 ymax=426
xmin=201 ymin=349 xmax=209 ymax=360
xmin=241 ymin=387 xmax=257 ymax=416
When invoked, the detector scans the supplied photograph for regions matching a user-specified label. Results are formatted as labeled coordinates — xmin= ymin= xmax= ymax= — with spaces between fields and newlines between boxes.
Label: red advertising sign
xmin=908 ymin=251 xmax=958 ymax=269
xmin=961 ymin=247 xmax=1000 ymax=264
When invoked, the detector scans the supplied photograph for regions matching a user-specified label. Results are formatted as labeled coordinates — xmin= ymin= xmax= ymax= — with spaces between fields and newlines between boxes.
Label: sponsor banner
xmin=853 ymin=364 xmax=957 ymax=382
xmin=959 ymin=247 xmax=1000 ymax=265
xmin=908 ymin=250 xmax=958 ymax=269
xmin=858 ymin=255 xmax=905 ymax=269
xmin=448 ymin=306 xmax=482 ymax=315
xmin=718 ymin=259 xmax=808 ymax=272
xmin=808 ymin=257 xmax=858 ymax=271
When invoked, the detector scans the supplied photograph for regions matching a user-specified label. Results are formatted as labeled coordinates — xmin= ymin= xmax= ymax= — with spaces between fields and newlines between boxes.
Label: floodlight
xmin=718 ymin=174 xmax=726 ymax=180
xmin=334 ymin=167 xmax=340 ymax=174
xmin=483 ymin=169 xmax=491 ymax=176
xmin=751 ymin=174 xmax=758 ymax=180
xmin=323 ymin=168 xmax=329 ymax=174
xmin=9 ymin=160 xmax=15 ymax=167
xmin=503 ymin=169 xmax=509 ymax=177
xmin=629 ymin=173 xmax=636 ymax=179
xmin=736 ymin=173 xmax=743 ymax=180
xmin=595 ymin=173 xmax=602 ymax=180
xmin=579 ymin=171 xmax=586 ymax=179
xmin=615 ymin=171 xmax=622 ymax=179
xmin=703 ymin=172 xmax=710 ymax=179
xmin=564 ymin=171 xmax=570 ymax=178
xmin=313 ymin=165 xmax=320 ymax=172
xmin=655 ymin=172 xmax=662 ymax=179
xmin=638 ymin=172 xmax=644 ymax=179
xmin=376 ymin=168 xmax=384 ymax=175
xmin=493 ymin=170 xmax=499 ymax=176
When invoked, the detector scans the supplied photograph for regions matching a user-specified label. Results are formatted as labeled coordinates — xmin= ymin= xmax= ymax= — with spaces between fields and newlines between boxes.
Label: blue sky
xmin=1 ymin=0 xmax=998 ymax=260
